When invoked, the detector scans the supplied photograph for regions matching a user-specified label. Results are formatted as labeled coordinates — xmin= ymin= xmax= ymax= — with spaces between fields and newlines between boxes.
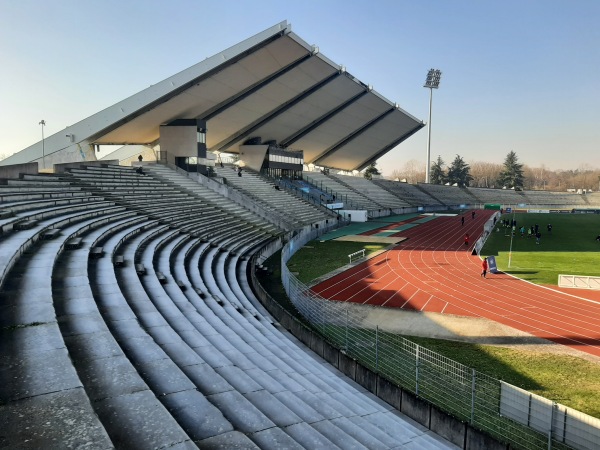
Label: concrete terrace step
xmin=0 ymin=210 xmax=156 ymax=448
xmin=0 ymin=190 xmax=92 ymax=203
xmin=53 ymin=218 xmax=197 ymax=448
xmin=93 ymin=222 xmax=240 ymax=444
xmin=179 ymin=231 xmax=452 ymax=448
xmin=213 ymin=166 xmax=333 ymax=225
xmin=0 ymin=163 xmax=459 ymax=449
xmin=140 ymin=231 xmax=347 ymax=447
xmin=145 ymin=166 xmax=283 ymax=231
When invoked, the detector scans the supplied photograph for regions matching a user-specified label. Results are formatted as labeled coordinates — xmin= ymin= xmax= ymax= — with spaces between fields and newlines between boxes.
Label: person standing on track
xmin=481 ymin=257 xmax=488 ymax=278
xmin=472 ymin=210 xmax=475 ymax=220
xmin=461 ymin=216 xmax=465 ymax=226
xmin=464 ymin=233 xmax=469 ymax=247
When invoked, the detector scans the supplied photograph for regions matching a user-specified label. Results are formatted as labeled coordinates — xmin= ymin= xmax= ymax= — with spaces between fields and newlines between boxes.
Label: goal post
xmin=348 ymin=249 xmax=366 ymax=264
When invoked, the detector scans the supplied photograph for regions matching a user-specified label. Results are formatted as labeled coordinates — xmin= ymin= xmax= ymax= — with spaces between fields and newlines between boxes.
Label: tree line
xmin=387 ymin=152 xmax=600 ymax=192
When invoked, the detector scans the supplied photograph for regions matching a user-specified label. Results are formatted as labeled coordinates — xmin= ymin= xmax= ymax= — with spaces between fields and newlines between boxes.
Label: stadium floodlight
xmin=39 ymin=120 xmax=46 ymax=170
xmin=424 ymin=69 xmax=442 ymax=184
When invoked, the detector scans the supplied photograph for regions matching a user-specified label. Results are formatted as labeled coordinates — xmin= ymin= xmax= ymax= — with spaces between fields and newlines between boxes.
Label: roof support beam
xmin=280 ymin=88 xmax=369 ymax=147
xmin=311 ymin=106 xmax=397 ymax=165
xmin=213 ymin=71 xmax=342 ymax=152
xmin=202 ymin=52 xmax=314 ymax=121
xmin=353 ymin=121 xmax=426 ymax=171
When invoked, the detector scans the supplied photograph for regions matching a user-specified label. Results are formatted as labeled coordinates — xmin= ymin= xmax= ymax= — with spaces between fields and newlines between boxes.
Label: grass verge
xmin=286 ymin=240 xmax=387 ymax=284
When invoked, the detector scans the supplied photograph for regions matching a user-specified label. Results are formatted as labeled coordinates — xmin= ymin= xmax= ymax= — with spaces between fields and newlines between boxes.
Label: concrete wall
xmin=238 ymin=145 xmax=268 ymax=172
xmin=0 ymin=162 xmax=38 ymax=181
xmin=338 ymin=209 xmax=368 ymax=222
xmin=159 ymin=125 xmax=197 ymax=158
xmin=250 ymin=265 xmax=509 ymax=450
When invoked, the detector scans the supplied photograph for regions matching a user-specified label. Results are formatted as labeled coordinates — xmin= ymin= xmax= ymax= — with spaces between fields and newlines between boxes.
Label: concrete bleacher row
xmin=465 ymin=186 xmax=527 ymax=205
xmin=213 ymin=165 xmax=336 ymax=229
xmin=302 ymin=172 xmax=598 ymax=210
xmin=0 ymin=164 xmax=457 ymax=449
xmin=373 ymin=179 xmax=443 ymax=207
xmin=417 ymin=183 xmax=478 ymax=206
xmin=329 ymin=174 xmax=412 ymax=210
xmin=303 ymin=171 xmax=379 ymax=210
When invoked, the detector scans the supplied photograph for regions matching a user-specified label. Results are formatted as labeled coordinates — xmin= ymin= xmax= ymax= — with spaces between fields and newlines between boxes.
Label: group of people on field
xmin=500 ymin=218 xmax=552 ymax=245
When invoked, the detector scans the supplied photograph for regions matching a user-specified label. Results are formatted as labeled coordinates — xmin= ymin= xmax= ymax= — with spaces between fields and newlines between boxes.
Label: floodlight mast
xmin=39 ymin=120 xmax=46 ymax=170
xmin=424 ymin=69 xmax=441 ymax=184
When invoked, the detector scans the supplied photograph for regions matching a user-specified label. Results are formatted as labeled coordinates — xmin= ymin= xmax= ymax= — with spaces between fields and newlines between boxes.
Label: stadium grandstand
xmin=3 ymin=20 xmax=600 ymax=450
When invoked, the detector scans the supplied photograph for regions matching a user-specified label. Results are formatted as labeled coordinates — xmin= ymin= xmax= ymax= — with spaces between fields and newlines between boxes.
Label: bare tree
xmin=469 ymin=161 xmax=502 ymax=188
xmin=393 ymin=159 xmax=426 ymax=184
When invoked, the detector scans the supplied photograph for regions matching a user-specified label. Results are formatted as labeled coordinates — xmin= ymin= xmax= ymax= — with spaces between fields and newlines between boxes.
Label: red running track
xmin=312 ymin=210 xmax=600 ymax=358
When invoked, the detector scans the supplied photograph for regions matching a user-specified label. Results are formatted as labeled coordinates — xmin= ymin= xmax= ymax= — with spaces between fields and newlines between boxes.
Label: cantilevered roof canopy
xmin=2 ymin=21 xmax=424 ymax=172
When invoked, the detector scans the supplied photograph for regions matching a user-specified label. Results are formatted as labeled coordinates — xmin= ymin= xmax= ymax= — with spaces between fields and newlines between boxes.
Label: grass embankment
xmin=286 ymin=240 xmax=387 ymax=284
xmin=407 ymin=336 xmax=600 ymax=417
xmin=263 ymin=213 xmax=600 ymax=417
xmin=481 ymin=212 xmax=600 ymax=285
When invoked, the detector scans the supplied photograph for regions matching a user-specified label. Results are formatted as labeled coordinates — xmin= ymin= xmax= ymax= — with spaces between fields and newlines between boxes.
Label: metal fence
xmin=280 ymin=224 xmax=600 ymax=450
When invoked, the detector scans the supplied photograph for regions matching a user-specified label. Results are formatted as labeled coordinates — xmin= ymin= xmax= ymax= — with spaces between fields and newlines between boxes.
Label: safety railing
xmin=279 ymin=224 xmax=599 ymax=450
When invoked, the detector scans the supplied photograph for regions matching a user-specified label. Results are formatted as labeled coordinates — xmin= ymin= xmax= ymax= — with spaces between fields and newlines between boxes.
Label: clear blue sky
xmin=1 ymin=0 xmax=599 ymax=176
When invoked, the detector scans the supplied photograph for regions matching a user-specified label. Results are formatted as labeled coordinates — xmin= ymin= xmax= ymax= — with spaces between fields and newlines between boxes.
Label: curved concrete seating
xmin=0 ymin=196 xmax=109 ymax=231
xmin=467 ymin=186 xmax=527 ymax=204
xmin=137 ymin=220 xmax=408 ymax=447
xmin=415 ymin=183 xmax=478 ymax=206
xmin=1 ymin=163 xmax=458 ymax=449
xmin=303 ymin=171 xmax=376 ymax=210
xmin=329 ymin=174 xmax=411 ymax=210
xmin=213 ymin=166 xmax=334 ymax=227
xmin=146 ymin=166 xmax=283 ymax=235
xmin=521 ymin=190 xmax=589 ymax=206
xmin=0 ymin=189 xmax=91 ymax=203
xmin=0 ymin=202 xmax=120 ymax=291
xmin=84 ymin=220 xmax=201 ymax=447
xmin=372 ymin=179 xmax=442 ymax=207
xmin=0 ymin=206 xmax=149 ymax=448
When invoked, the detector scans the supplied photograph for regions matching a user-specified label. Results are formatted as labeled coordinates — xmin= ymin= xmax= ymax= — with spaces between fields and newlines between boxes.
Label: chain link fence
xmin=278 ymin=224 xmax=599 ymax=450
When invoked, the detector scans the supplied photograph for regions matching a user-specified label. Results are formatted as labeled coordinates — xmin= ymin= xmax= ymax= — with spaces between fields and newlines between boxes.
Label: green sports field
xmin=481 ymin=212 xmax=600 ymax=285
xmin=287 ymin=241 xmax=387 ymax=284
xmin=266 ymin=211 xmax=600 ymax=418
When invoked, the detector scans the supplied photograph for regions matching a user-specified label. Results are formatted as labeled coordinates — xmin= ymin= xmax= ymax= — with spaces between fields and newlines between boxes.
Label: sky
xmin=1 ymin=0 xmax=599 ymax=177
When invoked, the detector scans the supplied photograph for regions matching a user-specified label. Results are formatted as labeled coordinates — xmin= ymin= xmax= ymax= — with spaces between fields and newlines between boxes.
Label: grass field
xmin=287 ymin=240 xmax=387 ymax=284
xmin=265 ymin=212 xmax=600 ymax=418
xmin=406 ymin=335 xmax=600 ymax=418
xmin=481 ymin=213 xmax=600 ymax=285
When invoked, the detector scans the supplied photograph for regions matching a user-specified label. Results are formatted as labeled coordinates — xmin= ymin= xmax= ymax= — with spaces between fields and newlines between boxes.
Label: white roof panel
xmin=2 ymin=20 xmax=424 ymax=171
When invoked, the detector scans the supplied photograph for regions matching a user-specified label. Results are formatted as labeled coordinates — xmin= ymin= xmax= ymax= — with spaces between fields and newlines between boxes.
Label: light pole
xmin=39 ymin=120 xmax=46 ymax=170
xmin=424 ymin=69 xmax=442 ymax=184
xmin=508 ymin=209 xmax=515 ymax=268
